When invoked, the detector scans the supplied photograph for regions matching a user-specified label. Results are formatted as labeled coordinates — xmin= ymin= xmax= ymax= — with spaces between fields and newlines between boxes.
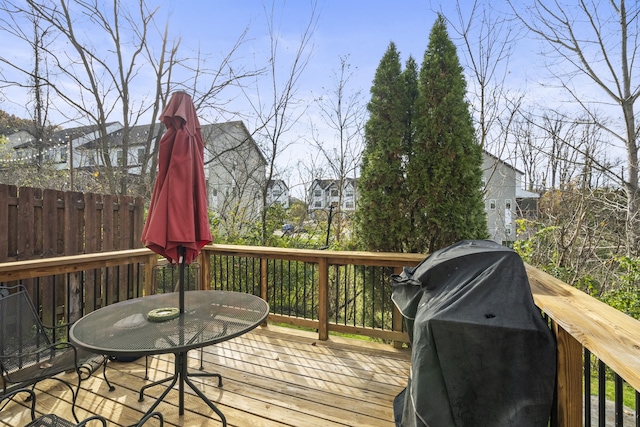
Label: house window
xmin=345 ymin=202 xmax=354 ymax=209
xmin=117 ymin=150 xmax=124 ymax=166
xmin=331 ymin=189 xmax=338 ymax=197
xmin=314 ymin=201 xmax=322 ymax=208
xmin=273 ymin=190 xmax=281 ymax=197
xmin=137 ymin=148 xmax=145 ymax=162
xmin=314 ymin=190 xmax=321 ymax=197
xmin=489 ymin=199 xmax=496 ymax=210
xmin=505 ymin=199 xmax=512 ymax=210
xmin=506 ymin=226 xmax=512 ymax=236
xmin=346 ymin=191 xmax=353 ymax=198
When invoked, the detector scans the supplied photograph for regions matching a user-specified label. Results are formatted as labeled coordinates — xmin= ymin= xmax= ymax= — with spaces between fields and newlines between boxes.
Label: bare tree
xmin=511 ymin=108 xmax=547 ymax=192
xmin=0 ymin=2 xmax=58 ymax=171
xmin=446 ymin=0 xmax=522 ymax=154
xmin=0 ymin=0 xmax=168 ymax=193
xmin=509 ymin=0 xmax=640 ymax=255
xmin=311 ymin=55 xmax=365 ymax=243
xmin=139 ymin=25 xmax=256 ymax=197
xmin=238 ymin=1 xmax=318 ymax=245
xmin=511 ymin=105 xmax=627 ymax=287
xmin=295 ymin=152 xmax=325 ymax=210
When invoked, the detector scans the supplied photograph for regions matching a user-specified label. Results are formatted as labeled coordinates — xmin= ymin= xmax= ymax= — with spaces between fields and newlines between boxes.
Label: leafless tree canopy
xmin=236 ymin=1 xmax=319 ymax=245
xmin=310 ymin=55 xmax=365 ymax=243
xmin=509 ymin=0 xmax=640 ymax=255
xmin=0 ymin=0 xmax=256 ymax=196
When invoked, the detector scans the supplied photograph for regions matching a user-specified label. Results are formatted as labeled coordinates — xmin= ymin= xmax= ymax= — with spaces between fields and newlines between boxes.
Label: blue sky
xmin=155 ymin=0 xmax=527 ymax=190
xmin=0 ymin=1 xmax=567 ymax=193
xmin=169 ymin=0 xmax=444 ymax=78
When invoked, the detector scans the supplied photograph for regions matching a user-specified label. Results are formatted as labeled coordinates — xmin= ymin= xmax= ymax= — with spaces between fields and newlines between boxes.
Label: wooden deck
xmin=0 ymin=325 xmax=410 ymax=427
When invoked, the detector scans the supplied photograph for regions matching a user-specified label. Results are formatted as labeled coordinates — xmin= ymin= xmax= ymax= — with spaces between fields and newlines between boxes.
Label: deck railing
xmin=0 ymin=244 xmax=639 ymax=427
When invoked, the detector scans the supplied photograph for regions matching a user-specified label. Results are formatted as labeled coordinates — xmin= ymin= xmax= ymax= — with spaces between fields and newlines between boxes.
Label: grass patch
xmin=589 ymin=376 xmax=637 ymax=409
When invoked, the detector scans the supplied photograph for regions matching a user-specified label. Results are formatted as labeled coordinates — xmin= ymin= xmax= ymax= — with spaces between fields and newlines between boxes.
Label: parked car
xmin=282 ymin=224 xmax=294 ymax=235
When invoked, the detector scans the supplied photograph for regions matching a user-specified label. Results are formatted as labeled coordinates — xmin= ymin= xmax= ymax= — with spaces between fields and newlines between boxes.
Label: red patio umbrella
xmin=141 ymin=91 xmax=212 ymax=310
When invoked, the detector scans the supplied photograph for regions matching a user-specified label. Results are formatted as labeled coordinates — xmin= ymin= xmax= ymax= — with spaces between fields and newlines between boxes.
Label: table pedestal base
xmin=138 ymin=351 xmax=226 ymax=426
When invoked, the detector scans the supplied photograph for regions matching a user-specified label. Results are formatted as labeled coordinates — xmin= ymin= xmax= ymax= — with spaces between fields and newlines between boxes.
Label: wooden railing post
xmin=554 ymin=322 xmax=582 ymax=427
xmin=318 ymin=257 xmax=329 ymax=340
xmin=199 ymin=251 xmax=211 ymax=290
xmin=144 ymin=254 xmax=157 ymax=296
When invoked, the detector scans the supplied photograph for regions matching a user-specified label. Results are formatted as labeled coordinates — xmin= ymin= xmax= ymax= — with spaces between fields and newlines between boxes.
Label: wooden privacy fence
xmin=0 ymin=184 xmax=145 ymax=262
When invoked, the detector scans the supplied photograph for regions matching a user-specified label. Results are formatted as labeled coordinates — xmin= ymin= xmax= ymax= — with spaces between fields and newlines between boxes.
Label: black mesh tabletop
xmin=69 ymin=291 xmax=269 ymax=357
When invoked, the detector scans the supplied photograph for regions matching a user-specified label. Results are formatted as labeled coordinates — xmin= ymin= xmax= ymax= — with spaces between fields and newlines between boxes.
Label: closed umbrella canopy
xmin=141 ymin=91 xmax=212 ymax=265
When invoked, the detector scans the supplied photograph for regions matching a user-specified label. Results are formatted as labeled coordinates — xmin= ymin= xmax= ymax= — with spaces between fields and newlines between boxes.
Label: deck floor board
xmin=0 ymin=325 xmax=410 ymax=427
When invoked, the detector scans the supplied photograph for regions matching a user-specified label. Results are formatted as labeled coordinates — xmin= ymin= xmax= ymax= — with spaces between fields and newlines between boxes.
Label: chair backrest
xmin=0 ymin=285 xmax=52 ymax=372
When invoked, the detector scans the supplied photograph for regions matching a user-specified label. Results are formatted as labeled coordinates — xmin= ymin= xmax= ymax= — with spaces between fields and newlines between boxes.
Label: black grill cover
xmin=392 ymin=240 xmax=556 ymax=427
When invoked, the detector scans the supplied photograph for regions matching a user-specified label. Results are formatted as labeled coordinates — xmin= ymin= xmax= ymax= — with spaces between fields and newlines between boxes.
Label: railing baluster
xmin=585 ymin=348 xmax=592 ymax=427
xmin=634 ymin=390 xmax=640 ymax=427
xmin=615 ymin=373 xmax=623 ymax=426
xmin=599 ymin=359 xmax=606 ymax=427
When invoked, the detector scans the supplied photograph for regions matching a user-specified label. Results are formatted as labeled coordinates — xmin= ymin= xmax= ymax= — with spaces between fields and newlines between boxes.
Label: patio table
xmin=69 ymin=290 xmax=269 ymax=426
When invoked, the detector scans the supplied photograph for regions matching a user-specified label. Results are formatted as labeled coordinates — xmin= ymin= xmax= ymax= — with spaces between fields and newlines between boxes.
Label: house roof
xmin=483 ymin=150 xmax=524 ymax=175
xmin=200 ymin=121 xmax=267 ymax=166
xmin=311 ymin=177 xmax=357 ymax=190
xmin=516 ymin=187 xmax=540 ymax=199
xmin=268 ymin=179 xmax=288 ymax=190
xmin=11 ymin=122 xmax=122 ymax=149
xmin=7 ymin=120 xmax=265 ymax=166
xmin=79 ymin=124 xmax=162 ymax=149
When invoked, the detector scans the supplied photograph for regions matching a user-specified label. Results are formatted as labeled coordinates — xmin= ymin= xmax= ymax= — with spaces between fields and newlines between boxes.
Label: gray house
xmin=6 ymin=122 xmax=124 ymax=169
xmin=482 ymin=151 xmax=539 ymax=246
xmin=201 ymin=121 xmax=267 ymax=230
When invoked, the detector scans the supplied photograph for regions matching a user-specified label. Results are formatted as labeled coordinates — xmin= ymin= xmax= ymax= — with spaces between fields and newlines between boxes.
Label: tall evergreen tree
xmin=355 ymin=42 xmax=408 ymax=251
xmin=402 ymin=56 xmax=419 ymax=157
xmin=406 ymin=14 xmax=487 ymax=253
xmin=402 ymin=56 xmax=419 ymax=246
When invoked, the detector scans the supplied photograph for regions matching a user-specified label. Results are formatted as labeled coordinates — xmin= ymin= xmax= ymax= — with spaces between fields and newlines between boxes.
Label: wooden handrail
xmin=202 ymin=243 xmax=427 ymax=266
xmin=0 ymin=248 xmax=156 ymax=282
xmin=527 ymin=264 xmax=640 ymax=391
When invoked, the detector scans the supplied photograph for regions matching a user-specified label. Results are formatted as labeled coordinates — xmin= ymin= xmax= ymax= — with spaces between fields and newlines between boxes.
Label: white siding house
xmin=8 ymin=122 xmax=125 ymax=170
xmin=267 ymin=179 xmax=289 ymax=208
xmin=308 ymin=178 xmax=357 ymax=213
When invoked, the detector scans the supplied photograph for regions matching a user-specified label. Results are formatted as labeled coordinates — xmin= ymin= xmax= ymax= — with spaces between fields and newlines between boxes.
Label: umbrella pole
xmin=179 ymin=245 xmax=185 ymax=314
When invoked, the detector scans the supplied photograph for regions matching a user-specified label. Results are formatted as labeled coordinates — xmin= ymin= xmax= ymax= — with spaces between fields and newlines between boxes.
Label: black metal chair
xmin=0 ymin=388 xmax=164 ymax=427
xmin=0 ymin=285 xmax=114 ymax=422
